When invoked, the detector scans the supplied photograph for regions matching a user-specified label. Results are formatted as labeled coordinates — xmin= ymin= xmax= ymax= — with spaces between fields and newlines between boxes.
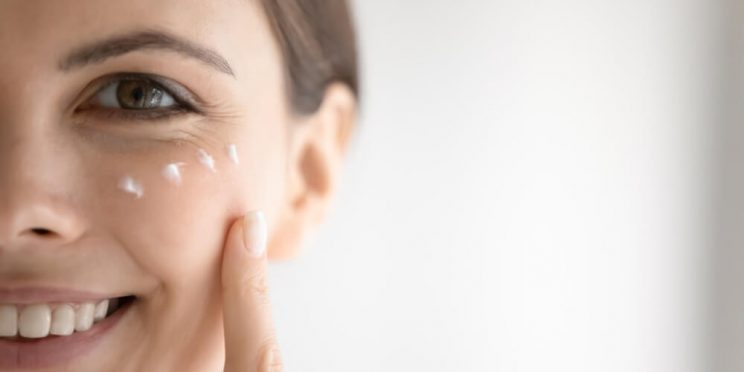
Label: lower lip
xmin=0 ymin=300 xmax=133 ymax=369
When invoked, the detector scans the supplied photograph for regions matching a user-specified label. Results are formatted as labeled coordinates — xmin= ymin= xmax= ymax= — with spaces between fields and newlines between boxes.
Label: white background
xmin=269 ymin=1 xmax=723 ymax=371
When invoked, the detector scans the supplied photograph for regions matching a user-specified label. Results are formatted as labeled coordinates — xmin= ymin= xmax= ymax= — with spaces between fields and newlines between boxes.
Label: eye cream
xmin=197 ymin=149 xmax=216 ymax=172
xmin=118 ymin=176 xmax=144 ymax=199
xmin=162 ymin=163 xmax=185 ymax=186
xmin=227 ymin=144 xmax=240 ymax=165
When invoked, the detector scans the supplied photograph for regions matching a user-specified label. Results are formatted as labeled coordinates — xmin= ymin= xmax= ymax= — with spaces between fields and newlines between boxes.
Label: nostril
xmin=30 ymin=228 xmax=54 ymax=236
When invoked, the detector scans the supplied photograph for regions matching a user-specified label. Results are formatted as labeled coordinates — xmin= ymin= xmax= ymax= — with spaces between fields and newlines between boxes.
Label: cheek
xmin=81 ymin=124 xmax=287 ymax=293
xmin=102 ymin=146 xmax=237 ymax=285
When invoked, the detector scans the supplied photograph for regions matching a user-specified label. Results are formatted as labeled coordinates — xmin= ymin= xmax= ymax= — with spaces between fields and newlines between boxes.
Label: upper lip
xmin=0 ymin=287 xmax=125 ymax=305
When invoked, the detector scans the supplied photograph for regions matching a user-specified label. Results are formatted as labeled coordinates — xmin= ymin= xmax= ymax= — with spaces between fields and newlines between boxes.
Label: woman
xmin=0 ymin=0 xmax=359 ymax=370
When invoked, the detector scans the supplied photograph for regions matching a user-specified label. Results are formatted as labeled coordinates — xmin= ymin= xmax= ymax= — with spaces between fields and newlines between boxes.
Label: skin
xmin=0 ymin=0 xmax=356 ymax=371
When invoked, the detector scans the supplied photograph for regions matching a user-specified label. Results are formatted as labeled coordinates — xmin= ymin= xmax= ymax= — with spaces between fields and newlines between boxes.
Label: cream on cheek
xmin=118 ymin=176 xmax=145 ymax=199
xmin=116 ymin=144 xmax=241 ymax=197
xmin=227 ymin=144 xmax=240 ymax=165
xmin=103 ymin=140 xmax=250 ymax=362
xmin=162 ymin=163 xmax=186 ymax=186
xmin=196 ymin=149 xmax=217 ymax=173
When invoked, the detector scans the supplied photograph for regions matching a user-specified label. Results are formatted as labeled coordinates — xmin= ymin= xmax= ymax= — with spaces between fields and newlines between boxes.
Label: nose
xmin=0 ymin=192 xmax=86 ymax=248
xmin=0 ymin=129 xmax=87 ymax=250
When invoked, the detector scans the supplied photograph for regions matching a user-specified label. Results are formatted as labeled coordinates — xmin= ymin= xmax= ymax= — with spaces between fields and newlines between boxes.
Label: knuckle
xmin=256 ymin=338 xmax=284 ymax=372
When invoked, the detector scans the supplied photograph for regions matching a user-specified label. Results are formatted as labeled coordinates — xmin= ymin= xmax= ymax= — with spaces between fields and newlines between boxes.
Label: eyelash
xmin=78 ymin=73 xmax=201 ymax=123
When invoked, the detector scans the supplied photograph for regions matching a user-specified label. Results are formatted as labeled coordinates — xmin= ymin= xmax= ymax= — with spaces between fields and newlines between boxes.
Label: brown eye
xmin=92 ymin=77 xmax=177 ymax=110
xmin=117 ymin=79 xmax=166 ymax=109
xmin=78 ymin=73 xmax=201 ymax=123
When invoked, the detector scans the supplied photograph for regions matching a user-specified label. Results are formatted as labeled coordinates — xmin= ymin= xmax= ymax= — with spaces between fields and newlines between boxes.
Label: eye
xmin=77 ymin=73 xmax=201 ymax=122
xmin=96 ymin=77 xmax=177 ymax=110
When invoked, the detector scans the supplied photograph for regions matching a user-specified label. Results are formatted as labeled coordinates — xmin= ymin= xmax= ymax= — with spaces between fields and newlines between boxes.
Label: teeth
xmin=50 ymin=305 xmax=75 ymax=336
xmin=0 ymin=305 xmax=18 ymax=337
xmin=94 ymin=299 xmax=109 ymax=321
xmin=0 ymin=298 xmax=123 ymax=339
xmin=19 ymin=304 xmax=51 ymax=338
xmin=75 ymin=303 xmax=95 ymax=332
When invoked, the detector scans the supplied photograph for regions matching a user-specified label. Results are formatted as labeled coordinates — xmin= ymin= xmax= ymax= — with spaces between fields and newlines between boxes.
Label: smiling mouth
xmin=0 ymin=295 xmax=136 ymax=340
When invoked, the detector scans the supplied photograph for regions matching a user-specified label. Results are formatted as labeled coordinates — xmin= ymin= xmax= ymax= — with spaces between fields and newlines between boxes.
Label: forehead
xmin=0 ymin=0 xmax=271 ymax=76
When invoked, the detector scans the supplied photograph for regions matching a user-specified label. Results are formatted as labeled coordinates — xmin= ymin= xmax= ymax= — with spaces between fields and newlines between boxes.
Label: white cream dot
xmin=197 ymin=149 xmax=216 ymax=172
xmin=162 ymin=163 xmax=185 ymax=186
xmin=118 ymin=176 xmax=144 ymax=199
xmin=227 ymin=144 xmax=240 ymax=165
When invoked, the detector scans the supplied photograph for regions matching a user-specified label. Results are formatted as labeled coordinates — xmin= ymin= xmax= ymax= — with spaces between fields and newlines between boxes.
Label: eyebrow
xmin=58 ymin=30 xmax=235 ymax=77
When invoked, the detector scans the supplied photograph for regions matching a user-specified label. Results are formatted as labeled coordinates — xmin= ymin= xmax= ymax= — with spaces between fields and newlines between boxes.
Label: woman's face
xmin=0 ymin=0 xmax=312 ymax=370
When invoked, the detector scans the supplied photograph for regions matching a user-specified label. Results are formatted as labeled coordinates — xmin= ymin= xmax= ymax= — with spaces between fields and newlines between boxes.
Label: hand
xmin=221 ymin=210 xmax=283 ymax=371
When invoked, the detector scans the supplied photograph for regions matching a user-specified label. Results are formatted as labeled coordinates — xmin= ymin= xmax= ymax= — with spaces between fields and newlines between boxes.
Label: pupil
xmin=131 ymin=87 xmax=144 ymax=104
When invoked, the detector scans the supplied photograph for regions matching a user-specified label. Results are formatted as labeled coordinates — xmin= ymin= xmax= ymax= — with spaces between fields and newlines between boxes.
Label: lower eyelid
xmin=104 ymin=107 xmax=193 ymax=122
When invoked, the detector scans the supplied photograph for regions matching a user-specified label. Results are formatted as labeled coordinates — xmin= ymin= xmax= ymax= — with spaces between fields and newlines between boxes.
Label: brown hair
xmin=258 ymin=0 xmax=360 ymax=115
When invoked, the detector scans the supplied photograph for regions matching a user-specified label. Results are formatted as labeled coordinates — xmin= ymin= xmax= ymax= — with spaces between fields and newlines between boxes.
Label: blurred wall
xmin=713 ymin=1 xmax=743 ymax=371
xmin=268 ymin=1 xmax=721 ymax=371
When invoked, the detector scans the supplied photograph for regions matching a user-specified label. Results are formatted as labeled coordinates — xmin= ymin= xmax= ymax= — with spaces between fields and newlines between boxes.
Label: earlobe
xmin=267 ymin=83 xmax=357 ymax=260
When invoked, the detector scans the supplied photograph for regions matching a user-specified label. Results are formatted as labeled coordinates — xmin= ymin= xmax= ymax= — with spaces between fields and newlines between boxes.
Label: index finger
xmin=221 ymin=211 xmax=283 ymax=371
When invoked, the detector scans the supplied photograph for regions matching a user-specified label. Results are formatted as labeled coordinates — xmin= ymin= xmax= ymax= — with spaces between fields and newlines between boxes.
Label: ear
xmin=269 ymin=83 xmax=357 ymax=260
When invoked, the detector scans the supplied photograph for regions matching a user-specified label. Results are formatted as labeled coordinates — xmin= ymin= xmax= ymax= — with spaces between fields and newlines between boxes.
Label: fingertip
xmin=222 ymin=210 xmax=267 ymax=286
xmin=244 ymin=210 xmax=267 ymax=258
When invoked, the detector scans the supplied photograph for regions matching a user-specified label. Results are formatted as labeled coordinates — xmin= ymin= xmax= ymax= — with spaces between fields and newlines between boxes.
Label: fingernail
xmin=243 ymin=210 xmax=267 ymax=257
